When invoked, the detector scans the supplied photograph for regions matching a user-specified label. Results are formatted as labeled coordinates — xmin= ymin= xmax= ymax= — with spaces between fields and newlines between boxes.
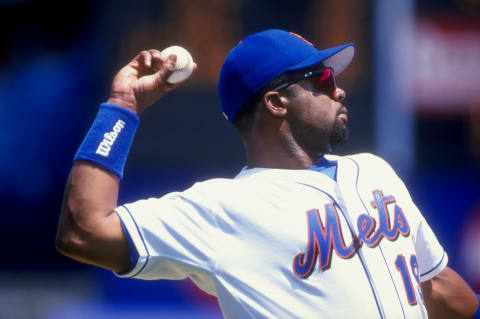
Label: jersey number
xmin=394 ymin=254 xmax=423 ymax=305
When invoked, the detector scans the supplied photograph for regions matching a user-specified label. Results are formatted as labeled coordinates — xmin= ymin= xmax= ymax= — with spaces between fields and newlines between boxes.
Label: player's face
xmin=284 ymin=70 xmax=348 ymax=157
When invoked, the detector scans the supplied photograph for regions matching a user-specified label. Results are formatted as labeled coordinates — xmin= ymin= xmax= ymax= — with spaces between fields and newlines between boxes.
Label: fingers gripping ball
xmin=160 ymin=46 xmax=194 ymax=84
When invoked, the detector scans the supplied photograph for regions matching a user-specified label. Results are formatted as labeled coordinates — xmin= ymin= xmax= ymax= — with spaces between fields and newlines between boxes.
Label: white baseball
xmin=160 ymin=46 xmax=194 ymax=84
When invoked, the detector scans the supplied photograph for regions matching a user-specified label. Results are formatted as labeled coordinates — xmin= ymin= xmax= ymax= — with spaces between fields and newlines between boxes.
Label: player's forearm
xmin=421 ymin=267 xmax=478 ymax=319
xmin=55 ymin=50 xmax=190 ymax=273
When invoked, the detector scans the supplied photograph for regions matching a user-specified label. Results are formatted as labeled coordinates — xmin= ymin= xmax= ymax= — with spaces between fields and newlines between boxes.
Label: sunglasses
xmin=270 ymin=67 xmax=337 ymax=96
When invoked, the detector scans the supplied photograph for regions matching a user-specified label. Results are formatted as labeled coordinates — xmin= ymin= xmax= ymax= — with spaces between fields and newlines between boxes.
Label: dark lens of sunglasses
xmin=315 ymin=69 xmax=336 ymax=95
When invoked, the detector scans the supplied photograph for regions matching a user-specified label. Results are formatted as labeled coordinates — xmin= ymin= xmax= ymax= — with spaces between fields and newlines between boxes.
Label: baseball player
xmin=56 ymin=29 xmax=479 ymax=318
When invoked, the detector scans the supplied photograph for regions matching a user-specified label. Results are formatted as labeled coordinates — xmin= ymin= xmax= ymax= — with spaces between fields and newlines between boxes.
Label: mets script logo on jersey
xmin=293 ymin=190 xmax=410 ymax=278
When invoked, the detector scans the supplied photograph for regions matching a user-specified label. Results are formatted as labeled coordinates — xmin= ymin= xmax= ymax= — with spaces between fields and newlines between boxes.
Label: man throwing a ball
xmin=56 ymin=29 xmax=479 ymax=318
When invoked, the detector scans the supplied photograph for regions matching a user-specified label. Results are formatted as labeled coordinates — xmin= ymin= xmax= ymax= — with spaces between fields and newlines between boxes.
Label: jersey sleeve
xmin=358 ymin=153 xmax=448 ymax=281
xmin=387 ymin=160 xmax=448 ymax=281
xmin=414 ymin=215 xmax=448 ymax=281
xmin=113 ymin=182 xmax=219 ymax=289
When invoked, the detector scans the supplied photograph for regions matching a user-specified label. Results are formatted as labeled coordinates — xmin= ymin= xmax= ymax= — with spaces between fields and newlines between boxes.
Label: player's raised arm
xmin=55 ymin=49 xmax=196 ymax=273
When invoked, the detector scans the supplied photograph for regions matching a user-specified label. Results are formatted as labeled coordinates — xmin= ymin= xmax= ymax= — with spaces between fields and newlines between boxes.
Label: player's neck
xmin=244 ymin=126 xmax=321 ymax=170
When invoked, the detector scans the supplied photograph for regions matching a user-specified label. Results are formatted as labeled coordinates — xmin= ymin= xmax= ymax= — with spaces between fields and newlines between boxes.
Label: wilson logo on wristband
xmin=96 ymin=119 xmax=126 ymax=156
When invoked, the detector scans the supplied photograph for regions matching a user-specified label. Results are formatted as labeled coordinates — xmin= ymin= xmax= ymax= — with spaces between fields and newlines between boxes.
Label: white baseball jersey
xmin=115 ymin=153 xmax=447 ymax=319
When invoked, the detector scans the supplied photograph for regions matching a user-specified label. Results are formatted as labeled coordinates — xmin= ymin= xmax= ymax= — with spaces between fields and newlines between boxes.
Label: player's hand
xmin=107 ymin=49 xmax=197 ymax=115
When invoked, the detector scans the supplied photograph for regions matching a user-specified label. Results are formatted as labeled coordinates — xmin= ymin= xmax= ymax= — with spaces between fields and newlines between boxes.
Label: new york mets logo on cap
xmin=218 ymin=29 xmax=355 ymax=124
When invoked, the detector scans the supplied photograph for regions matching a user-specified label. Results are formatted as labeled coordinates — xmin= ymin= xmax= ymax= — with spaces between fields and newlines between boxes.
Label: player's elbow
xmin=55 ymin=219 xmax=89 ymax=261
xmin=55 ymin=205 xmax=98 ymax=263
xmin=55 ymin=230 xmax=79 ymax=258
xmin=55 ymin=221 xmax=106 ymax=269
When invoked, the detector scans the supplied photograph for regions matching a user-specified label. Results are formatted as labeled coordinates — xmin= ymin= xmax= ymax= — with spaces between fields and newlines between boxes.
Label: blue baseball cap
xmin=218 ymin=29 xmax=355 ymax=122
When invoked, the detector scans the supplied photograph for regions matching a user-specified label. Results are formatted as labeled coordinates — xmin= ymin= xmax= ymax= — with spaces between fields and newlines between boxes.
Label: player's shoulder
xmin=328 ymin=152 xmax=393 ymax=169
xmin=191 ymin=168 xmax=284 ymax=198
xmin=182 ymin=176 xmax=266 ymax=213
xmin=192 ymin=177 xmax=235 ymax=189
xmin=343 ymin=152 xmax=386 ymax=162
xmin=328 ymin=153 xmax=400 ymax=180
xmin=188 ymin=176 xmax=248 ymax=197
xmin=186 ymin=177 xmax=233 ymax=194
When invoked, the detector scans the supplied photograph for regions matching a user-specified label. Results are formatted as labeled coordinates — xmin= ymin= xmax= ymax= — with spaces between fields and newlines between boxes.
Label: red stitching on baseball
xmin=176 ymin=54 xmax=192 ymax=72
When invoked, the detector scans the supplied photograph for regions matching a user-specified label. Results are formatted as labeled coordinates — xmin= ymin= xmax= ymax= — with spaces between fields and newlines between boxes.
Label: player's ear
xmin=263 ymin=91 xmax=288 ymax=118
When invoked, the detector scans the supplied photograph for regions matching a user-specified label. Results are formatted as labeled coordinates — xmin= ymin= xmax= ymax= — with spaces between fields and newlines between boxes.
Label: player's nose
xmin=333 ymin=88 xmax=346 ymax=102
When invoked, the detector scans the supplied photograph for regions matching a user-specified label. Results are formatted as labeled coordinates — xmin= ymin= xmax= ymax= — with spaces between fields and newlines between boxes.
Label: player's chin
xmin=330 ymin=121 xmax=349 ymax=148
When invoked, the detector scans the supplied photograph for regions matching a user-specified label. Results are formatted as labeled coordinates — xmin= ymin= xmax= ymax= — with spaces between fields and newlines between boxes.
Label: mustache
xmin=337 ymin=105 xmax=348 ymax=116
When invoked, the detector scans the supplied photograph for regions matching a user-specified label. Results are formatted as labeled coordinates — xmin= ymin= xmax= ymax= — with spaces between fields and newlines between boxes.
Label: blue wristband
xmin=474 ymin=294 xmax=480 ymax=319
xmin=74 ymin=103 xmax=139 ymax=179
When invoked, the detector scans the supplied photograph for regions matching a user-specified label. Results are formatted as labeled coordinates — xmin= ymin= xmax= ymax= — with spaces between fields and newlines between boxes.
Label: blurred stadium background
xmin=0 ymin=0 xmax=479 ymax=318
